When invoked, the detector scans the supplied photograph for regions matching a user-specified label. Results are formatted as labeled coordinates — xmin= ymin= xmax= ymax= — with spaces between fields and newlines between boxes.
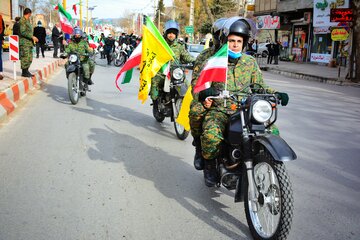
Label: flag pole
xmin=224 ymin=42 xmax=229 ymax=107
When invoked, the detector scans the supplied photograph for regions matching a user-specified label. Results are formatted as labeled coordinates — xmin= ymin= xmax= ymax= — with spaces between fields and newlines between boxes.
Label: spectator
xmin=19 ymin=8 xmax=38 ymax=77
xmin=33 ymin=20 xmax=46 ymax=58
xmin=52 ymin=23 xmax=61 ymax=58
xmin=266 ymin=42 xmax=274 ymax=64
xmin=12 ymin=17 xmax=21 ymax=36
xmin=104 ymin=34 xmax=115 ymax=65
xmin=273 ymin=40 xmax=281 ymax=65
xmin=0 ymin=14 xmax=4 ymax=80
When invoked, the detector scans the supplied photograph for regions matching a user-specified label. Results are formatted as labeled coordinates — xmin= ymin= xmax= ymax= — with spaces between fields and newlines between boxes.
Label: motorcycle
xmin=152 ymin=63 xmax=192 ymax=140
xmin=61 ymin=52 xmax=90 ymax=105
xmin=113 ymin=43 xmax=129 ymax=67
xmin=204 ymin=83 xmax=296 ymax=240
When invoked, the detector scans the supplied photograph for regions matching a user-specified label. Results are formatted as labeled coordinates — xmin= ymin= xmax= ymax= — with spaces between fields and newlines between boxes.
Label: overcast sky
xmin=64 ymin=0 xmax=173 ymax=19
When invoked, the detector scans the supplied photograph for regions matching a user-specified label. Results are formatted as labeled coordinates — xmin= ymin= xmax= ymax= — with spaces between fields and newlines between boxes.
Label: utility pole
xmin=189 ymin=0 xmax=194 ymax=43
xmin=86 ymin=0 xmax=89 ymax=32
xmin=80 ymin=0 xmax=83 ymax=29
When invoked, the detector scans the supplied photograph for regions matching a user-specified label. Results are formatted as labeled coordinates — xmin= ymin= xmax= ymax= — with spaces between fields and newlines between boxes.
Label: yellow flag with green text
xmin=138 ymin=25 xmax=174 ymax=103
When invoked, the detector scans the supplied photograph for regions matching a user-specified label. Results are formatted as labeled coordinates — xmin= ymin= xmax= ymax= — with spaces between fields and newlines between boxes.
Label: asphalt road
xmin=0 ymin=57 xmax=359 ymax=240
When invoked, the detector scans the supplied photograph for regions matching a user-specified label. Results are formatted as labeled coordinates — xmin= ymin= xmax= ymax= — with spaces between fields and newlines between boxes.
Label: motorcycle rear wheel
xmin=244 ymin=149 xmax=294 ymax=240
xmin=68 ymin=72 xmax=79 ymax=105
xmin=173 ymin=97 xmax=189 ymax=140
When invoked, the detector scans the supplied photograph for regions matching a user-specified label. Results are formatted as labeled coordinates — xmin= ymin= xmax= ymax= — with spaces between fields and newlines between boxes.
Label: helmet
xmin=211 ymin=18 xmax=227 ymax=49
xmin=164 ymin=20 xmax=180 ymax=36
xmin=73 ymin=27 xmax=83 ymax=36
xmin=221 ymin=17 xmax=252 ymax=48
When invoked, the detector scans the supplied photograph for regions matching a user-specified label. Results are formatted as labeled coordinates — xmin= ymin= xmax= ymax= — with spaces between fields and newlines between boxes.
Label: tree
xmin=351 ymin=0 xmax=359 ymax=82
xmin=154 ymin=0 xmax=165 ymax=31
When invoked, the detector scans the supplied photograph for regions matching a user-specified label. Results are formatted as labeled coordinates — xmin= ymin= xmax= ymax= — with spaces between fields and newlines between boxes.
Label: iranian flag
xmin=57 ymin=4 xmax=73 ymax=35
xmin=193 ymin=43 xmax=228 ymax=93
xmin=88 ymin=35 xmax=97 ymax=49
xmin=115 ymin=42 xmax=142 ymax=91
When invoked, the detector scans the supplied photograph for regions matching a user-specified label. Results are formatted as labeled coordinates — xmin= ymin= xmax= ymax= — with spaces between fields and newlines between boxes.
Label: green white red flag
xmin=88 ymin=35 xmax=97 ymax=49
xmin=193 ymin=43 xmax=228 ymax=93
xmin=115 ymin=42 xmax=142 ymax=91
xmin=57 ymin=4 xmax=73 ymax=35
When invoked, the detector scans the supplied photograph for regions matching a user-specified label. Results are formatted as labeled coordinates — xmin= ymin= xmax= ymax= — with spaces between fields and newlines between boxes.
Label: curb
xmin=262 ymin=67 xmax=358 ymax=86
xmin=0 ymin=60 xmax=63 ymax=122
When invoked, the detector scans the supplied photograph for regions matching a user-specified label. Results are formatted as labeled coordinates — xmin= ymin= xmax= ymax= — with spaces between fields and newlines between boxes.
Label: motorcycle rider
xmin=150 ymin=20 xmax=195 ymax=102
xmin=196 ymin=17 xmax=289 ymax=187
xmin=104 ymin=34 xmax=115 ymax=65
xmin=64 ymin=28 xmax=95 ymax=85
xmin=189 ymin=18 xmax=227 ymax=171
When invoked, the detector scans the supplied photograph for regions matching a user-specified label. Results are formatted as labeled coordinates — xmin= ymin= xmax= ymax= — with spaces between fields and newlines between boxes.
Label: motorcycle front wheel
xmin=173 ymin=97 xmax=189 ymax=140
xmin=114 ymin=53 xmax=126 ymax=67
xmin=152 ymin=100 xmax=165 ymax=122
xmin=68 ymin=72 xmax=79 ymax=105
xmin=244 ymin=149 xmax=294 ymax=240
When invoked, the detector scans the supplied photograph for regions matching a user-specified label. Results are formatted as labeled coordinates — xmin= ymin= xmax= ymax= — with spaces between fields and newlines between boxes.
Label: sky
xmin=64 ymin=0 xmax=173 ymax=19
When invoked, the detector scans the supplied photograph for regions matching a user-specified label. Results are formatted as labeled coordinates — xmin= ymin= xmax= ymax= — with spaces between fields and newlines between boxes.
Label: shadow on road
xmin=87 ymin=125 xmax=252 ymax=239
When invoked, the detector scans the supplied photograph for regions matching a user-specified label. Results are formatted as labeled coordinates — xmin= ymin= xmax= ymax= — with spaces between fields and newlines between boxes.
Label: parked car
xmin=45 ymin=35 xmax=53 ymax=50
xmin=187 ymin=44 xmax=205 ymax=59
xmin=257 ymin=42 xmax=269 ymax=57
xmin=2 ymin=35 xmax=9 ymax=52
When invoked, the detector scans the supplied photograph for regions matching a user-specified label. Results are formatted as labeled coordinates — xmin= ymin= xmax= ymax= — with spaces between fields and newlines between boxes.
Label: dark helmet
xmin=221 ymin=17 xmax=252 ymax=49
xmin=164 ymin=20 xmax=180 ymax=36
xmin=211 ymin=18 xmax=227 ymax=49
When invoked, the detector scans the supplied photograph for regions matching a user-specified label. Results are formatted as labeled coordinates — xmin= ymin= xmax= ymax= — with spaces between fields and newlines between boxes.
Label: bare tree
xmin=200 ymin=0 xmax=214 ymax=23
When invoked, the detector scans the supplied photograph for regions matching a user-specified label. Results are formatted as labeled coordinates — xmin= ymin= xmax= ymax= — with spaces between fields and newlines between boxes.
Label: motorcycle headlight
xmin=172 ymin=68 xmax=184 ymax=80
xmin=252 ymin=100 xmax=272 ymax=123
xmin=69 ymin=55 xmax=78 ymax=63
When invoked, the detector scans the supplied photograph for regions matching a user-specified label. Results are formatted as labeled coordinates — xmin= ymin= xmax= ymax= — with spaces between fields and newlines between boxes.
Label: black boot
xmin=193 ymin=138 xmax=204 ymax=170
xmin=26 ymin=68 xmax=34 ymax=77
xmin=203 ymin=159 xmax=218 ymax=187
xmin=21 ymin=69 xmax=32 ymax=77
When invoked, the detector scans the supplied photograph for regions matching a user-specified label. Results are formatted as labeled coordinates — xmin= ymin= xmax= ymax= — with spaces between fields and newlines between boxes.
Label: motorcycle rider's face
xmin=167 ymin=32 xmax=176 ymax=42
xmin=228 ymin=35 xmax=244 ymax=52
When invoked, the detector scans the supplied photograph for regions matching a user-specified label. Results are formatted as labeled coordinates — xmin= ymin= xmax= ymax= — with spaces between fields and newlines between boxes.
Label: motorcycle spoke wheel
xmin=173 ymin=97 xmax=189 ymax=140
xmin=244 ymin=150 xmax=294 ymax=240
xmin=68 ymin=73 xmax=79 ymax=105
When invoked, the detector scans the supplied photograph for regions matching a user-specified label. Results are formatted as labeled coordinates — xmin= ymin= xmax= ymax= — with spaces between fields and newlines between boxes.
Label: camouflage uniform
xmin=65 ymin=38 xmax=95 ymax=79
xmin=201 ymin=54 xmax=274 ymax=160
xmin=19 ymin=16 xmax=34 ymax=70
xmin=189 ymin=46 xmax=216 ymax=139
xmin=150 ymin=40 xmax=194 ymax=101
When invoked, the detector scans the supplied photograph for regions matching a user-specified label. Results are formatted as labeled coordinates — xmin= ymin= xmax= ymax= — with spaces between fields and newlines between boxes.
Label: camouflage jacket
xmin=65 ymin=39 xmax=93 ymax=62
xmin=191 ymin=46 xmax=217 ymax=100
xmin=154 ymin=40 xmax=195 ymax=79
xmin=19 ymin=16 xmax=33 ymax=47
xmin=210 ymin=54 xmax=275 ymax=114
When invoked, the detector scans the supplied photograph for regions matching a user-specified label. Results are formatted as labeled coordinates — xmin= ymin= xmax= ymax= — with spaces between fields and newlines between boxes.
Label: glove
xmin=199 ymin=87 xmax=219 ymax=102
xmin=276 ymin=92 xmax=289 ymax=106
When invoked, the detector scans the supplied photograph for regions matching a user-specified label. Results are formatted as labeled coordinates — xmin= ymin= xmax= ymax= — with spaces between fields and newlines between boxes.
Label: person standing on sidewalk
xmin=52 ymin=23 xmax=61 ymax=58
xmin=12 ymin=17 xmax=21 ymax=36
xmin=0 ymin=14 xmax=5 ymax=80
xmin=19 ymin=8 xmax=38 ymax=78
xmin=33 ymin=21 xmax=46 ymax=58
xmin=273 ymin=40 xmax=281 ymax=65
xmin=266 ymin=42 xmax=274 ymax=64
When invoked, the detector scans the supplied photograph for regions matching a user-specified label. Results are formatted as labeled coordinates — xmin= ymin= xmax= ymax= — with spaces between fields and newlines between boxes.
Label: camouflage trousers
xmin=20 ymin=45 xmax=33 ymax=69
xmin=189 ymin=100 xmax=207 ymax=139
xmin=150 ymin=75 xmax=165 ymax=101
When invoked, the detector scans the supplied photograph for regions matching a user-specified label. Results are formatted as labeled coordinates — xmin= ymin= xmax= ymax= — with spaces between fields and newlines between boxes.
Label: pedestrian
xmin=52 ymin=23 xmax=61 ymax=58
xmin=104 ymin=34 xmax=115 ymax=65
xmin=12 ymin=17 xmax=21 ymax=36
xmin=0 ymin=13 xmax=4 ymax=80
xmin=99 ymin=32 xmax=106 ymax=59
xmin=273 ymin=40 xmax=281 ymax=65
xmin=19 ymin=8 xmax=38 ymax=78
xmin=266 ymin=42 xmax=274 ymax=64
xmin=33 ymin=20 xmax=46 ymax=58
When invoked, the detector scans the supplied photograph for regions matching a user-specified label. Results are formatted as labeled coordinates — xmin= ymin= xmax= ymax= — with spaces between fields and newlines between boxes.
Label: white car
xmin=257 ymin=43 xmax=269 ymax=57
xmin=187 ymin=44 xmax=205 ymax=59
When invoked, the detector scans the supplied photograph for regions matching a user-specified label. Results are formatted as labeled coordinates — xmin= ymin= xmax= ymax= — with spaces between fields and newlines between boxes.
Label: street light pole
xmin=63 ymin=0 xmax=66 ymax=9
xmin=189 ymin=0 xmax=194 ymax=43
xmin=86 ymin=0 xmax=89 ymax=32
xmin=80 ymin=0 xmax=83 ymax=29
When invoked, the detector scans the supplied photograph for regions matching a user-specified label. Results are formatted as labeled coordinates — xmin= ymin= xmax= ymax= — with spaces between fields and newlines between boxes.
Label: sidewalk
xmin=0 ymin=50 xmax=64 ymax=121
xmin=256 ymin=57 xmax=358 ymax=86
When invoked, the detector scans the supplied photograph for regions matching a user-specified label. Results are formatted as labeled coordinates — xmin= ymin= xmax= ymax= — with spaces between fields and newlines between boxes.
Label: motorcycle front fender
xmin=66 ymin=64 xmax=77 ymax=74
xmin=253 ymin=134 xmax=297 ymax=162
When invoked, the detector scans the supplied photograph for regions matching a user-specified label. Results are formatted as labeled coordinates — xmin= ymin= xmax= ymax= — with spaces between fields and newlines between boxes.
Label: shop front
xmin=310 ymin=27 xmax=332 ymax=64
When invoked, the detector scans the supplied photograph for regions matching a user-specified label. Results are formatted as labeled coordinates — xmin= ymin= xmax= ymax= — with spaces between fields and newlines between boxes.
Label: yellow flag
xmin=138 ymin=25 xmax=174 ymax=103
xmin=176 ymin=86 xmax=193 ymax=131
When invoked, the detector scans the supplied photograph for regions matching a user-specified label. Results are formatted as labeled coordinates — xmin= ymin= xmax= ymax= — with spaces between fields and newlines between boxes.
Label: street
xmin=0 ymin=57 xmax=359 ymax=240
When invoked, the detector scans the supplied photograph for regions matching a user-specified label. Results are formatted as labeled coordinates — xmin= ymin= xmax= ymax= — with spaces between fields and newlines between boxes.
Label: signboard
xmin=9 ymin=35 xmax=19 ymax=62
xmin=313 ymin=27 xmax=330 ymax=34
xmin=185 ymin=26 xmax=194 ymax=34
xmin=310 ymin=53 xmax=332 ymax=63
xmin=331 ymin=28 xmax=349 ymax=41
xmin=313 ymin=0 xmax=349 ymax=27
xmin=256 ymin=15 xmax=280 ymax=30
xmin=330 ymin=8 xmax=353 ymax=22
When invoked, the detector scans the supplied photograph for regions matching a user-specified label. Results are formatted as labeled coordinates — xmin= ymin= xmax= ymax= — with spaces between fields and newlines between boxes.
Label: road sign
xmin=9 ymin=35 xmax=19 ymax=61
xmin=185 ymin=26 xmax=194 ymax=34
xmin=331 ymin=28 xmax=349 ymax=41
